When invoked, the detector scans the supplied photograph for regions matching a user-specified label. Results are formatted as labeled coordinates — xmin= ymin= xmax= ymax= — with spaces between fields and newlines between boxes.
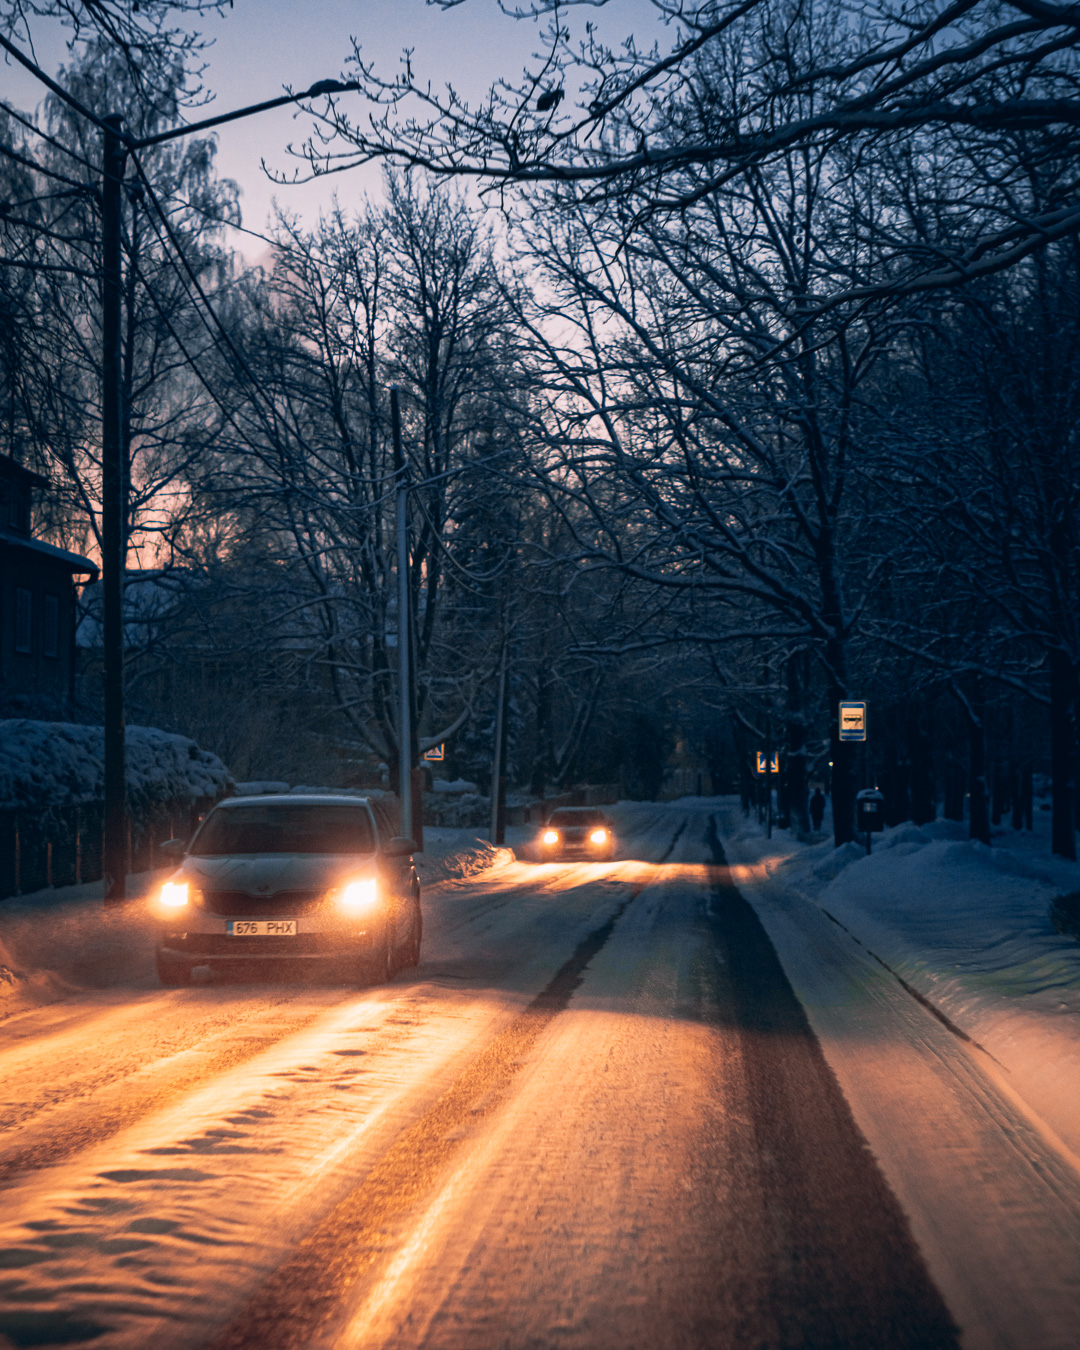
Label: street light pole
xmin=101 ymin=115 xmax=128 ymax=905
xmin=390 ymin=386 xmax=413 ymax=843
xmin=89 ymin=79 xmax=358 ymax=904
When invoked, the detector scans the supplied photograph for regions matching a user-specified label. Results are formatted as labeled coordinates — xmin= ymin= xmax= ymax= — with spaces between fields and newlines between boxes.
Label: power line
xmin=0 ymin=33 xmax=113 ymax=137
xmin=0 ymin=97 xmax=99 ymax=172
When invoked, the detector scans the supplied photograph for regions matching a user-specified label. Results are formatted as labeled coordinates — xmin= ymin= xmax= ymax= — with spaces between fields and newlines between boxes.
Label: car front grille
xmin=198 ymin=888 xmax=326 ymax=917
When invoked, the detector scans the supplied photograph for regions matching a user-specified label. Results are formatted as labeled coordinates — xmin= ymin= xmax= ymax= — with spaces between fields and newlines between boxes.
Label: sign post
xmin=838 ymin=701 xmax=867 ymax=742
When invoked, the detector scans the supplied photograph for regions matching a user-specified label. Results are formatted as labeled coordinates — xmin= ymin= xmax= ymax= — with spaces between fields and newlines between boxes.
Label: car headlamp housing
xmin=339 ymin=877 xmax=378 ymax=911
xmin=159 ymin=881 xmax=190 ymax=909
xmin=589 ymin=829 xmax=608 ymax=845
xmin=542 ymin=829 xmax=559 ymax=845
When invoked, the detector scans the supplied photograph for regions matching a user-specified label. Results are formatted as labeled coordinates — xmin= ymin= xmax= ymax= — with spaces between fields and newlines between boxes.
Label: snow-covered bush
xmin=0 ymin=720 xmax=229 ymax=815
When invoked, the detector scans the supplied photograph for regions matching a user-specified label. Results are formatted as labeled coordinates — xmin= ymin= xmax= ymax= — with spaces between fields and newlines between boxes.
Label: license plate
xmin=226 ymin=920 xmax=297 ymax=936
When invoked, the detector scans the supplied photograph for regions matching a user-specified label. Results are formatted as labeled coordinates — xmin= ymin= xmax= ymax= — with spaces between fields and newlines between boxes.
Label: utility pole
xmin=391 ymin=386 xmax=414 ymax=844
xmin=63 ymin=78 xmax=357 ymax=905
xmin=101 ymin=115 xmax=127 ymax=905
xmin=490 ymin=641 xmax=509 ymax=846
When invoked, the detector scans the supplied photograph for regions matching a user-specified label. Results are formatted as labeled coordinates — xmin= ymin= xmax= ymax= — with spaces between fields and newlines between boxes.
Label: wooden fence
xmin=0 ymin=796 xmax=216 ymax=900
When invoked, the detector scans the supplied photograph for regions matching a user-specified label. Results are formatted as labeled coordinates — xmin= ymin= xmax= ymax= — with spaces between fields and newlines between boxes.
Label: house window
xmin=43 ymin=593 xmax=60 ymax=658
xmin=15 ymin=587 xmax=32 ymax=653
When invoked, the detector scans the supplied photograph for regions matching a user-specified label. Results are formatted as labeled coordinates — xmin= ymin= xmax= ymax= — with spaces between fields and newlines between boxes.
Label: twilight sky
xmin=5 ymin=1 xmax=666 ymax=258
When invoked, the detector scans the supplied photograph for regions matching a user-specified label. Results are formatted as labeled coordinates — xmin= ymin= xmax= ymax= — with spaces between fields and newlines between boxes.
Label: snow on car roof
xmin=219 ymin=793 xmax=374 ymax=808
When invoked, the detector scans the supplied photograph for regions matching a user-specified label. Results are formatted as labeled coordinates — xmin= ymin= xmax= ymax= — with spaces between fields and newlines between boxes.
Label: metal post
xmin=490 ymin=643 xmax=508 ymax=846
xmin=101 ymin=116 xmax=128 ymax=905
xmin=390 ymin=386 xmax=412 ymax=843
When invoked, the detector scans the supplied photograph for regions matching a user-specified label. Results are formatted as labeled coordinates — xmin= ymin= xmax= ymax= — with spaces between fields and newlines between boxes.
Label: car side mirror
xmin=159 ymin=838 xmax=186 ymax=860
xmin=382 ymin=836 xmax=419 ymax=858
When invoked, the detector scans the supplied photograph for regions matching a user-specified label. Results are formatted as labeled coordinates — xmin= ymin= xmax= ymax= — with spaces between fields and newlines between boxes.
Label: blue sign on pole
xmin=838 ymin=701 xmax=867 ymax=742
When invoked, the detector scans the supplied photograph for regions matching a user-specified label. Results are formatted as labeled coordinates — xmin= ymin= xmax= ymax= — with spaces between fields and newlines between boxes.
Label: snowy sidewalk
xmin=717 ymin=802 xmax=1080 ymax=1165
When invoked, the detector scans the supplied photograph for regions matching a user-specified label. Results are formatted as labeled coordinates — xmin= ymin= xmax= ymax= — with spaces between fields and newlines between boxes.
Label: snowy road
xmin=1 ymin=803 xmax=1078 ymax=1349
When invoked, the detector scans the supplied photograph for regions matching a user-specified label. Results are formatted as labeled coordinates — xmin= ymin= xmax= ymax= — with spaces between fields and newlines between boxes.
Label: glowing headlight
xmin=542 ymin=830 xmax=559 ymax=845
xmin=340 ymin=878 xmax=378 ymax=911
xmin=589 ymin=829 xmax=608 ymax=845
xmin=160 ymin=881 xmax=189 ymax=909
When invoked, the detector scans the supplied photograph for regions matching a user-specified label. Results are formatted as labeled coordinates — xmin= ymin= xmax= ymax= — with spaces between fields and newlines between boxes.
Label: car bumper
xmin=159 ymin=932 xmax=379 ymax=960
xmin=157 ymin=911 xmax=383 ymax=963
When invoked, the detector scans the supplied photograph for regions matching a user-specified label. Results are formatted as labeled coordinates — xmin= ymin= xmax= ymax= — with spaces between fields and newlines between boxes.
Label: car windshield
xmin=190 ymin=803 xmax=376 ymax=856
xmin=547 ymin=809 xmax=605 ymax=827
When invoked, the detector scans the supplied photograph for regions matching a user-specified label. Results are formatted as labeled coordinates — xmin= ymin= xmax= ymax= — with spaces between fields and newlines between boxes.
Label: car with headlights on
xmin=152 ymin=794 xmax=421 ymax=986
xmin=537 ymin=807 xmax=615 ymax=861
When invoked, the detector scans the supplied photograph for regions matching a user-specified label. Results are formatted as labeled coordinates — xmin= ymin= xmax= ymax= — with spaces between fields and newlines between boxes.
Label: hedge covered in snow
xmin=0 ymin=720 xmax=230 ymax=815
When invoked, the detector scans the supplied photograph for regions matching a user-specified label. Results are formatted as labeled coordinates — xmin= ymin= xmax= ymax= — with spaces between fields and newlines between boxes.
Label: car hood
xmin=176 ymin=853 xmax=374 ymax=893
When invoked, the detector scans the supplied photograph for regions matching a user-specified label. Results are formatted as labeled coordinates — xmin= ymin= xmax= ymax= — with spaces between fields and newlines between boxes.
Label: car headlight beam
xmin=589 ymin=829 xmax=608 ymax=845
xmin=542 ymin=830 xmax=559 ymax=845
xmin=340 ymin=877 xmax=378 ymax=911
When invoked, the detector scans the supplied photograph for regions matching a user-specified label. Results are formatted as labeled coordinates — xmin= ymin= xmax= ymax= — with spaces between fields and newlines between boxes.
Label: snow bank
xmin=413 ymin=827 xmax=514 ymax=882
xmin=721 ymin=807 xmax=1080 ymax=1160
xmin=0 ymin=873 xmax=160 ymax=1020
xmin=0 ymin=719 xmax=229 ymax=814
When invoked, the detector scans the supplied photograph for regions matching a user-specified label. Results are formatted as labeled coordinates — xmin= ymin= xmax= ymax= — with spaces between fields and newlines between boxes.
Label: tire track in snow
xmin=204 ymin=830 xmax=689 ymax=1350
xmin=0 ymin=1004 xmax=332 ymax=1185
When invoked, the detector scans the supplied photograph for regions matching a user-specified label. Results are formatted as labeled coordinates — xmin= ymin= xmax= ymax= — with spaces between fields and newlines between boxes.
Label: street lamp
xmin=98 ymin=80 xmax=357 ymax=902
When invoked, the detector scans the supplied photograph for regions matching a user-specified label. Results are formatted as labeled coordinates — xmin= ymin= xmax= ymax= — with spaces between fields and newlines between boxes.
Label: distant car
xmin=151 ymin=795 xmax=421 ymax=986
xmin=538 ymin=807 xmax=615 ymax=861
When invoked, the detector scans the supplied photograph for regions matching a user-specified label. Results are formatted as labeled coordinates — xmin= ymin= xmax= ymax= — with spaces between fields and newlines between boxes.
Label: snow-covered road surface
xmin=0 ymin=802 xmax=1077 ymax=1348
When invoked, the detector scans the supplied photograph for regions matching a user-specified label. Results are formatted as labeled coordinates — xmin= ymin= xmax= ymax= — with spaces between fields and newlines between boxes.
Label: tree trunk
xmin=530 ymin=675 xmax=552 ymax=798
xmin=943 ymin=758 xmax=965 ymax=822
xmin=967 ymin=680 xmax=991 ymax=846
xmin=908 ymin=705 xmax=935 ymax=826
xmin=1050 ymin=649 xmax=1077 ymax=859
xmin=880 ymin=706 xmax=909 ymax=826
xmin=991 ymin=759 xmax=1007 ymax=827
xmin=733 ymin=720 xmax=752 ymax=815
xmin=785 ymin=653 xmax=809 ymax=834
xmin=1010 ymin=764 xmax=1023 ymax=831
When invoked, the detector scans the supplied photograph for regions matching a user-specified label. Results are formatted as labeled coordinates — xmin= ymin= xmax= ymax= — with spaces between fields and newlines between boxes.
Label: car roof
xmin=217 ymin=794 xmax=374 ymax=808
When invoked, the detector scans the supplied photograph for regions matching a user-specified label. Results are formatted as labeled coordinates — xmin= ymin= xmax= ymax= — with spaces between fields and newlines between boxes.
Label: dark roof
xmin=0 ymin=528 xmax=99 ymax=578
xmin=0 ymin=455 xmax=48 ymax=490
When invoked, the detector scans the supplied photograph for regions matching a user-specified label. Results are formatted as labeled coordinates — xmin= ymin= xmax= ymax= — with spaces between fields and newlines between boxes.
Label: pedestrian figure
xmin=809 ymin=788 xmax=826 ymax=832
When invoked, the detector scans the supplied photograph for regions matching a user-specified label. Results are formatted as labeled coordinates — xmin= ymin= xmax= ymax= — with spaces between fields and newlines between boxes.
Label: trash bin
xmin=855 ymin=788 xmax=885 ymax=834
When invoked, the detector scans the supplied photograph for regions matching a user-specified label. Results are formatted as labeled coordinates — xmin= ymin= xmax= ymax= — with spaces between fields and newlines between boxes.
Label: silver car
xmin=152 ymin=795 xmax=421 ymax=985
